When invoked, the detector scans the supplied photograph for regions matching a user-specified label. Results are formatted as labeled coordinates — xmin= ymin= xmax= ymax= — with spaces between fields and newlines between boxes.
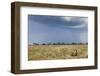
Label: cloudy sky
xmin=28 ymin=15 xmax=88 ymax=44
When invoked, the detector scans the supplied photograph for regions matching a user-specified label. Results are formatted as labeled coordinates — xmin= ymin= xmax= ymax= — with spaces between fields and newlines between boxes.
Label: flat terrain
xmin=28 ymin=45 xmax=88 ymax=60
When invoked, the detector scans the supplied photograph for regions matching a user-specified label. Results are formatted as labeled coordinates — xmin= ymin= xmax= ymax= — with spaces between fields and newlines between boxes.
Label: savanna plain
xmin=28 ymin=45 xmax=88 ymax=60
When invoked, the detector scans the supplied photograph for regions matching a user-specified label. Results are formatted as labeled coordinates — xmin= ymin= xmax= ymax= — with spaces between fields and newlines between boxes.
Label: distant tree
xmin=33 ymin=43 xmax=39 ymax=45
xmin=72 ymin=43 xmax=76 ymax=45
xmin=86 ymin=43 xmax=88 ymax=45
xmin=53 ymin=43 xmax=56 ymax=45
xmin=42 ymin=43 xmax=46 ymax=45
xmin=79 ymin=42 xmax=83 ymax=45
xmin=62 ymin=42 xmax=65 ymax=45
xmin=56 ymin=42 xmax=60 ymax=45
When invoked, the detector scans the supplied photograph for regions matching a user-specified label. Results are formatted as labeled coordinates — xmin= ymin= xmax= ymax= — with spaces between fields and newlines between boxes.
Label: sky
xmin=28 ymin=15 xmax=88 ymax=44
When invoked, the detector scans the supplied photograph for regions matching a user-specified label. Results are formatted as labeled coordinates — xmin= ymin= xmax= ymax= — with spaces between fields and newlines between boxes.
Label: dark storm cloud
xmin=28 ymin=15 xmax=87 ymax=29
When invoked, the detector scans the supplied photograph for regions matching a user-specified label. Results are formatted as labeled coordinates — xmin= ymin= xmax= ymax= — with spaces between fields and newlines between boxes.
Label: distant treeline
xmin=32 ymin=42 xmax=88 ymax=45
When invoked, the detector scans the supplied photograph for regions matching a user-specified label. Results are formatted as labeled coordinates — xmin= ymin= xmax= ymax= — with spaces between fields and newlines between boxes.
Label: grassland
xmin=28 ymin=45 xmax=88 ymax=60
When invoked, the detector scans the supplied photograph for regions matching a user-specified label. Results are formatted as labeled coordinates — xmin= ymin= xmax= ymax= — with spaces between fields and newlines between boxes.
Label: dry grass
xmin=28 ymin=45 xmax=88 ymax=60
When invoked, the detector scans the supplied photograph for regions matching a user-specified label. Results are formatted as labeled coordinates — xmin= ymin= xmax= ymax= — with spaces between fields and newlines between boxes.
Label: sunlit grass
xmin=28 ymin=45 xmax=88 ymax=60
